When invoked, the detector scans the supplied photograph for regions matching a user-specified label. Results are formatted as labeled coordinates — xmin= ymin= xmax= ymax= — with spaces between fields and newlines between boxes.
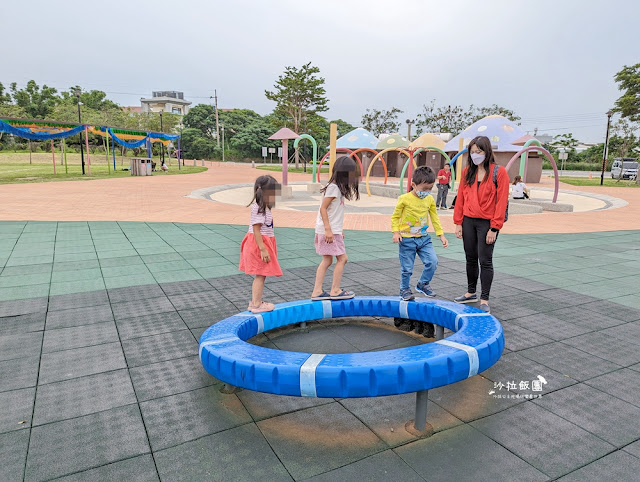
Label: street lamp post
xmin=406 ymin=119 xmax=415 ymax=142
xmin=221 ymin=124 xmax=225 ymax=163
xmin=160 ymin=112 xmax=164 ymax=164
xmin=75 ymin=89 xmax=85 ymax=175
xmin=600 ymin=110 xmax=613 ymax=186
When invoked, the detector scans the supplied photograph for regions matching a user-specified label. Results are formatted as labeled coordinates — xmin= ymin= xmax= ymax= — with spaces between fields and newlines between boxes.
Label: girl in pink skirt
xmin=239 ymin=175 xmax=282 ymax=313
xmin=311 ymin=156 xmax=360 ymax=300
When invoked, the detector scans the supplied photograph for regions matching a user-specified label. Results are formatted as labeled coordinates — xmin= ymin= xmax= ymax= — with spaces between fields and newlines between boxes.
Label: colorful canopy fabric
xmin=444 ymin=115 xmax=527 ymax=152
xmin=0 ymin=119 xmax=84 ymax=140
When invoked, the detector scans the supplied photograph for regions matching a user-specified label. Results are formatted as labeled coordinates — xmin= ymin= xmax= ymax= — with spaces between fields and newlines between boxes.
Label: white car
xmin=611 ymin=159 xmax=638 ymax=180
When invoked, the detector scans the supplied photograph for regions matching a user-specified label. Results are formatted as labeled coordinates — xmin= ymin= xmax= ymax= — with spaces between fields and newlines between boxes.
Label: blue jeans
xmin=398 ymin=235 xmax=438 ymax=292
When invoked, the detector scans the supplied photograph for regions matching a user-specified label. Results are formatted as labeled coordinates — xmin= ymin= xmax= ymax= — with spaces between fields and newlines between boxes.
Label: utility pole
xmin=210 ymin=91 xmax=220 ymax=147
xmin=221 ymin=124 xmax=225 ymax=163
xmin=75 ymin=89 xmax=85 ymax=175
xmin=600 ymin=110 xmax=613 ymax=186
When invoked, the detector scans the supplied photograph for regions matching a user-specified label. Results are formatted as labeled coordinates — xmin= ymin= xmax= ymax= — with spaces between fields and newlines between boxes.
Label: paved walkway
xmin=1 ymin=162 xmax=640 ymax=233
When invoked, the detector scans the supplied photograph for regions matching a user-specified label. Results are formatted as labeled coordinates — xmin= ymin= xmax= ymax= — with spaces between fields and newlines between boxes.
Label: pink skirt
xmin=315 ymin=233 xmax=346 ymax=256
xmin=239 ymin=233 xmax=283 ymax=277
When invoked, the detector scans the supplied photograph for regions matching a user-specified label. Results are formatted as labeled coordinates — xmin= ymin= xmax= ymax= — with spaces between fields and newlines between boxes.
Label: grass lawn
xmin=559 ymin=177 xmax=640 ymax=188
xmin=0 ymin=152 xmax=205 ymax=184
xmin=257 ymin=165 xmax=330 ymax=174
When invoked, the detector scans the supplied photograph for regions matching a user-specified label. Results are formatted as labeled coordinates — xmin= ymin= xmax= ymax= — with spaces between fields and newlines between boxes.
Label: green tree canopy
xmin=10 ymin=80 xmax=60 ymax=119
xmin=331 ymin=118 xmax=356 ymax=137
xmin=614 ymin=63 xmax=640 ymax=121
xmin=183 ymin=104 xmax=216 ymax=138
xmin=416 ymin=100 xmax=520 ymax=136
xmin=361 ymin=107 xmax=403 ymax=137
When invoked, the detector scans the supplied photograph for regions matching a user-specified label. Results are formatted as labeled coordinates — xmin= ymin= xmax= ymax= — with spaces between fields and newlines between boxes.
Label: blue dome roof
xmin=444 ymin=116 xmax=527 ymax=152
xmin=336 ymin=128 xmax=378 ymax=149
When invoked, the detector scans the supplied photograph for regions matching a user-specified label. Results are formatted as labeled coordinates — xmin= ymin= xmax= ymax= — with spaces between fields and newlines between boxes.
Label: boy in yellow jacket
xmin=391 ymin=166 xmax=448 ymax=302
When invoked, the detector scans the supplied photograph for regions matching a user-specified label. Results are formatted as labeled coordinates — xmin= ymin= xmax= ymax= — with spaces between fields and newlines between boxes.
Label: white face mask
xmin=471 ymin=153 xmax=485 ymax=165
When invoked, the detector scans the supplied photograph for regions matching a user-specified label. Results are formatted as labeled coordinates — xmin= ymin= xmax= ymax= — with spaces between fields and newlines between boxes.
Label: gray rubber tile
xmin=111 ymin=296 xmax=175 ymax=320
xmin=546 ymin=305 xmax=627 ymax=330
xmin=33 ymin=369 xmax=137 ymax=426
xmin=428 ymin=375 xmax=525 ymax=422
xmin=107 ymin=283 xmax=165 ymax=303
xmin=38 ymin=342 xmax=126 ymax=385
xmin=0 ymin=387 xmax=34 ymax=434
xmin=54 ymin=454 xmax=159 ymax=481
xmin=395 ymin=424 xmax=546 ymax=481
xmin=0 ymin=356 xmax=39 ymax=392
xmin=42 ymin=321 xmax=119 ymax=353
xmin=0 ymin=297 xmax=47 ymax=317
xmin=0 ymin=331 xmax=42 ymax=361
xmin=624 ymin=439 xmax=640 ymax=458
xmin=168 ymin=291 xmax=231 ymax=311
xmin=471 ymin=402 xmax=614 ymax=479
xmin=585 ymin=369 xmax=640 ymax=408
xmin=601 ymin=321 xmax=640 ymax=346
xmin=48 ymin=290 xmax=109 ymax=312
xmin=535 ymin=289 xmax=600 ymax=307
xmin=154 ymin=423 xmax=291 ymax=481
xmin=0 ymin=429 xmax=29 ymax=481
xmin=561 ymin=332 xmax=640 ymax=366
xmin=140 ymin=385 xmax=252 ymax=451
xmin=581 ymin=300 xmax=640 ymax=323
xmin=0 ymin=312 xmax=45 ymax=335
xmin=341 ymin=392 xmax=463 ymax=447
xmin=327 ymin=321 xmax=418 ymax=351
xmin=519 ymin=342 xmax=622 ymax=382
xmin=270 ymin=325 xmax=358 ymax=354
xmin=159 ymin=279 xmax=214 ymax=296
xmin=25 ymin=405 xmax=150 ymax=481
xmin=558 ymin=450 xmax=640 ymax=481
xmin=533 ymin=383 xmax=640 ymax=447
xmin=190 ymin=327 xmax=208 ymax=341
xmin=122 ymin=330 xmax=197 ymax=367
xmin=481 ymin=352 xmax=577 ymax=395
xmin=510 ymin=313 xmax=592 ymax=341
xmin=178 ymin=305 xmax=239 ymax=329
xmin=115 ymin=311 xmax=186 ymax=340
xmin=307 ymin=450 xmax=423 ymax=482
xmin=501 ymin=323 xmax=554 ymax=352
xmin=257 ymin=402 xmax=386 ymax=480
xmin=236 ymin=389 xmax=334 ymax=421
xmin=129 ymin=355 xmax=216 ymax=402
xmin=45 ymin=305 xmax=114 ymax=329
xmin=487 ymin=300 xmax=539 ymax=321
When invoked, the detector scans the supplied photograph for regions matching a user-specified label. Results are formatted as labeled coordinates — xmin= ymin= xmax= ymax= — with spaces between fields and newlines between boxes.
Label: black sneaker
xmin=400 ymin=288 xmax=415 ymax=301
xmin=454 ymin=293 xmax=478 ymax=304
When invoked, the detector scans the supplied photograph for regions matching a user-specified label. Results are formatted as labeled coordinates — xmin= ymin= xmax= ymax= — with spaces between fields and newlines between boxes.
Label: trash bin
xmin=145 ymin=161 xmax=152 ymax=176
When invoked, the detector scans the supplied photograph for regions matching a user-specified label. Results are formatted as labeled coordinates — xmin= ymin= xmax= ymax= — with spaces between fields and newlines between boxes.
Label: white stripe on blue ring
xmin=254 ymin=314 xmax=264 ymax=334
xmin=322 ymin=300 xmax=332 ymax=319
xmin=435 ymin=339 xmax=480 ymax=377
xmin=199 ymin=336 xmax=238 ymax=361
xmin=454 ymin=313 xmax=490 ymax=331
xmin=399 ymin=301 xmax=409 ymax=319
xmin=300 ymin=353 xmax=326 ymax=397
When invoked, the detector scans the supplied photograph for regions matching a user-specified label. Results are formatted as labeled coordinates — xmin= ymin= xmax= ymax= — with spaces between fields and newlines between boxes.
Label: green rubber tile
xmin=5 ymin=254 xmax=53 ymax=267
xmin=104 ymin=274 xmax=157 ymax=290
xmin=99 ymin=255 xmax=144 ymax=268
xmin=53 ymin=245 xmax=95 ymax=255
xmin=50 ymin=278 xmax=105 ymax=296
xmin=0 ymin=273 xmax=51 ymax=288
xmin=146 ymin=260 xmax=193 ymax=273
xmin=53 ymin=251 xmax=97 ymax=263
xmin=0 ymin=284 xmax=50 ymax=302
xmin=53 ymin=260 xmax=100 ymax=272
xmin=609 ymin=294 xmax=640 ymax=309
xmin=101 ymin=265 xmax=151 ymax=278
xmin=185 ymin=256 xmax=233 ymax=269
xmin=97 ymin=249 xmax=139 ymax=259
xmin=278 ymin=258 xmax=315 ymax=270
xmin=140 ymin=252 xmax=184 ymax=264
xmin=135 ymin=246 xmax=177 ymax=256
xmin=51 ymin=268 xmax=103 ymax=283
xmin=195 ymin=265 xmax=236 ymax=279
xmin=152 ymin=269 xmax=202 ymax=284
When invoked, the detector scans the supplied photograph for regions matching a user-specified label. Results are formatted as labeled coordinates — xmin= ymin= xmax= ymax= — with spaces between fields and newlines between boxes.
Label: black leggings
xmin=462 ymin=216 xmax=496 ymax=301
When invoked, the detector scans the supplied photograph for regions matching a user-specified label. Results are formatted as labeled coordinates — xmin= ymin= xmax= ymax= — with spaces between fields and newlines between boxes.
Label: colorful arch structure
xmin=365 ymin=147 xmax=412 ymax=196
xmin=519 ymin=138 xmax=543 ymax=178
xmin=398 ymin=147 xmax=453 ymax=195
xmin=506 ymin=145 xmax=560 ymax=202
xmin=293 ymin=134 xmax=318 ymax=183
xmin=315 ymin=148 xmax=365 ymax=183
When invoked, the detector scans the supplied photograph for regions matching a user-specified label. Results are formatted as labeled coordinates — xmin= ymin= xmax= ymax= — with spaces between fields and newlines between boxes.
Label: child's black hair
xmin=248 ymin=175 xmax=279 ymax=214
xmin=321 ymin=155 xmax=360 ymax=201
xmin=412 ymin=166 xmax=436 ymax=186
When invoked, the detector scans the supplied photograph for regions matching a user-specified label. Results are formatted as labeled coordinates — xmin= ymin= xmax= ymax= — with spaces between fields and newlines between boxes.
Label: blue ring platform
xmin=199 ymin=297 xmax=504 ymax=398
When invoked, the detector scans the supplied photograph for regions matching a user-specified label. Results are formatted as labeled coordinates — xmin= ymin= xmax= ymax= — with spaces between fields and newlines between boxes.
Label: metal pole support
xmin=414 ymin=390 xmax=429 ymax=431
xmin=435 ymin=325 xmax=444 ymax=341
xmin=299 ymin=322 xmax=307 ymax=329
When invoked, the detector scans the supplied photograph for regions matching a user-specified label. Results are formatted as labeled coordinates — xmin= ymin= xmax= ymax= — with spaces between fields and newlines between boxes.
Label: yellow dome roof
xmin=409 ymin=133 xmax=446 ymax=150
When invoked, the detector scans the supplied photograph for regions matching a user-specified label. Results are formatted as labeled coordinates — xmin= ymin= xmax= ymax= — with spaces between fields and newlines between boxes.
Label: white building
xmin=140 ymin=91 xmax=192 ymax=115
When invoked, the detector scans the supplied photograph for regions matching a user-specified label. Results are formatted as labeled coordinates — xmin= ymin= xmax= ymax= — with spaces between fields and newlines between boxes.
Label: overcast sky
xmin=3 ymin=0 xmax=638 ymax=141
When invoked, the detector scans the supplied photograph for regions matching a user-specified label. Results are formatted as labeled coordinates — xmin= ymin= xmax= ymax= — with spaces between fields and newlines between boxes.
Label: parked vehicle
xmin=611 ymin=158 xmax=638 ymax=179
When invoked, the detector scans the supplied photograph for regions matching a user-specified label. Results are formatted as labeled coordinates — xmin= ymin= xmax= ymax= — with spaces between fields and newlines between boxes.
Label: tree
xmin=416 ymin=100 xmax=520 ymax=136
xmin=10 ymin=80 xmax=59 ymax=118
xmin=361 ymin=107 xmax=403 ymax=137
xmin=265 ymin=62 xmax=329 ymax=135
xmin=331 ymin=119 xmax=356 ymax=137
xmin=60 ymin=86 xmax=120 ymax=111
xmin=468 ymin=104 xmax=521 ymax=124
xmin=551 ymin=133 xmax=579 ymax=162
xmin=218 ymin=109 xmax=261 ymax=144
xmin=614 ymin=63 xmax=640 ymax=121
xmin=230 ymin=118 xmax=279 ymax=157
xmin=0 ymin=82 xmax=11 ymax=104
xmin=183 ymin=104 xmax=216 ymax=138
xmin=611 ymin=119 xmax=640 ymax=159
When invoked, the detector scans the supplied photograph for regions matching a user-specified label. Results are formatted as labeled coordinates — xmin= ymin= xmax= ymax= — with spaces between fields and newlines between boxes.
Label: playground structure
xmin=200 ymin=296 xmax=504 ymax=434
xmin=0 ymin=117 xmax=181 ymax=175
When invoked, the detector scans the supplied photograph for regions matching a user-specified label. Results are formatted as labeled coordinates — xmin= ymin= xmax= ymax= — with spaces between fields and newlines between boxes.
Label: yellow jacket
xmin=391 ymin=192 xmax=443 ymax=237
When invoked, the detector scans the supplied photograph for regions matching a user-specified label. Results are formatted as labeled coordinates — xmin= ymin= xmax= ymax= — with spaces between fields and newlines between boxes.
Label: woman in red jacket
xmin=453 ymin=136 xmax=509 ymax=313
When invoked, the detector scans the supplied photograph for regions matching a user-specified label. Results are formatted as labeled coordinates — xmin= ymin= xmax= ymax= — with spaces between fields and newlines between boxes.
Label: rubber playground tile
xmin=609 ymin=294 xmax=640 ymax=310
xmin=52 ymin=251 xmax=97 ymax=263
xmin=0 ymin=263 xmax=52 ymax=276
xmin=0 ymin=356 xmax=39 ymax=392
xmin=341 ymin=392 xmax=463 ymax=447
xmin=584 ymin=368 xmax=640 ymax=409
xmin=107 ymin=283 xmax=165 ymax=303
xmin=48 ymin=290 xmax=109 ymax=312
xmin=180 ymin=249 xmax=224 ymax=261
xmin=97 ymin=249 xmax=140 ymax=260
xmin=50 ymin=268 xmax=102 ymax=283
xmin=257 ymin=402 xmax=387 ymax=480
xmin=52 ymin=259 xmax=100 ymax=273
xmin=159 ymin=279 xmax=214 ymax=297
xmin=154 ymin=423 xmax=290 ymax=481
xmin=0 ymin=283 xmax=50 ymax=302
xmin=102 ymin=273 xmax=155 ymax=290
xmin=141 ymin=252 xmax=185 ymax=264
xmin=100 ymin=264 xmax=152 ymax=278
xmin=0 ymin=312 xmax=45 ymax=335
xmin=33 ymin=369 xmax=136 ymax=426
xmin=25 ymin=405 xmax=150 ymax=482
xmin=43 ymin=321 xmax=119 ymax=354
xmin=0 ymin=387 xmax=34 ymax=434
xmin=184 ymin=255 xmax=233 ymax=269
xmin=177 ymin=305 xmax=239 ymax=330
xmin=471 ymin=402 xmax=614 ymax=479
xmin=98 ymin=255 xmax=145 ymax=268
xmin=199 ymin=265 xmax=241 ymax=279
xmin=152 ymin=269 xmax=202 ymax=284
xmin=545 ymin=305 xmax=627 ymax=330
xmin=129 ymin=355 xmax=217 ymax=402
xmin=46 ymin=304 xmax=114 ymax=329
xmin=145 ymin=260 xmax=193 ymax=274
xmin=327 ymin=322 xmax=421 ymax=352
xmin=115 ymin=312 xmax=187 ymax=340
xmin=624 ymin=439 xmax=640 ymax=458
xmin=558 ymin=450 xmax=640 ymax=482
xmin=140 ymin=385 xmax=252 ymax=452
xmin=395 ymin=424 xmax=546 ymax=482
xmin=580 ymin=300 xmax=640 ymax=323
xmin=111 ymin=296 xmax=174 ymax=321
xmin=0 ymin=331 xmax=42 ymax=361
xmin=269 ymin=325 xmax=359 ymax=354
xmin=496 ymin=323 xmax=553 ymax=352
xmin=0 ymin=430 xmax=29 ymax=482
xmin=510 ymin=313 xmax=592 ymax=341
xmin=136 ymin=245 xmax=177 ymax=256
xmin=0 ymin=297 xmax=45 ymax=317
xmin=601 ymin=322 xmax=640 ymax=345
xmin=534 ymin=383 xmax=640 ymax=447
xmin=54 ymin=454 xmax=159 ymax=482
xmin=50 ymin=278 xmax=106 ymax=296
xmin=167 ymin=290 xmax=233 ymax=311
xmin=38 ymin=342 xmax=126 ymax=385
xmin=306 ymin=450 xmax=421 ymax=482
xmin=561 ymin=332 xmax=640 ymax=366
xmin=53 ymin=244 xmax=95 ymax=255
xmin=122 ymin=330 xmax=196 ymax=368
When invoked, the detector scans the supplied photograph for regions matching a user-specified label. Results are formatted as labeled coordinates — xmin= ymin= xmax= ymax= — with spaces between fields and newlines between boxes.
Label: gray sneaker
xmin=454 ymin=293 xmax=478 ymax=304
xmin=400 ymin=288 xmax=415 ymax=301
xmin=479 ymin=303 xmax=490 ymax=313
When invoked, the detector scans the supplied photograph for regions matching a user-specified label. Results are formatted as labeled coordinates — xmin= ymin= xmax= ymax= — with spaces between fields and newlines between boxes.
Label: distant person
xmin=453 ymin=136 xmax=509 ymax=313
xmin=512 ymin=175 xmax=529 ymax=199
xmin=436 ymin=163 xmax=451 ymax=209
xmin=161 ymin=161 xmax=169 ymax=172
